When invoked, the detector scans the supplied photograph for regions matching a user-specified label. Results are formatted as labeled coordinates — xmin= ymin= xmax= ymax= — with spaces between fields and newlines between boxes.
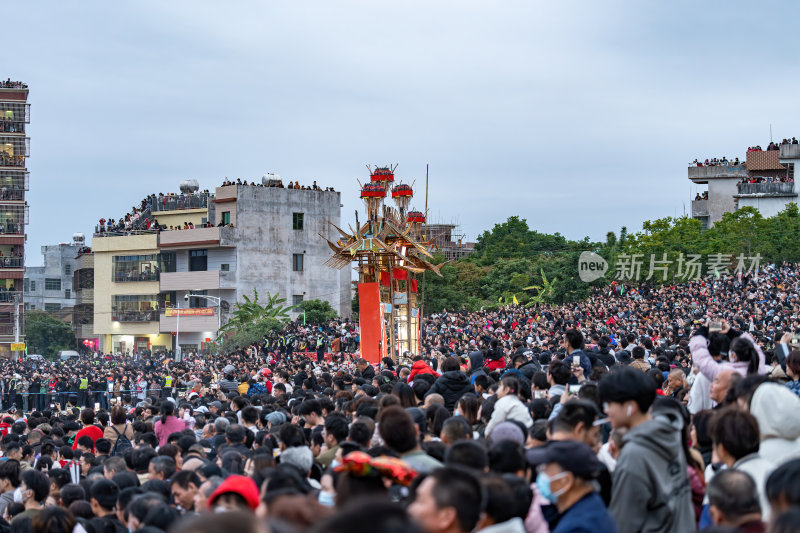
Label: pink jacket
xmin=154 ymin=415 xmax=187 ymax=447
xmin=689 ymin=332 xmax=766 ymax=382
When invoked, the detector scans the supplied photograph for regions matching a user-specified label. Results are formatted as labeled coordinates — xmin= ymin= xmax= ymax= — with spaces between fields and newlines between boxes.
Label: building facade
xmin=24 ymin=235 xmax=85 ymax=313
xmin=690 ymin=145 xmax=799 ymax=227
xmin=91 ymin=180 xmax=350 ymax=355
xmin=0 ymin=80 xmax=29 ymax=355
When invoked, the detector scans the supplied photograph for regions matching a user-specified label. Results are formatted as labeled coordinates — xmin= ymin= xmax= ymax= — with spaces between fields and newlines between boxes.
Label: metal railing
xmin=94 ymin=227 xmax=158 ymax=237
xmin=113 ymin=270 xmax=159 ymax=283
xmin=151 ymin=192 xmax=211 ymax=212
xmin=111 ymin=310 xmax=159 ymax=322
xmin=0 ymin=257 xmax=23 ymax=268
xmin=737 ymin=182 xmax=796 ymax=195
xmin=0 ymin=291 xmax=22 ymax=303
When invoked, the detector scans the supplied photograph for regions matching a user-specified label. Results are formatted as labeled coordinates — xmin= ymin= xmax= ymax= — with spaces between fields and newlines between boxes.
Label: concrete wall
xmin=232 ymin=187 xmax=351 ymax=318
xmin=737 ymin=197 xmax=798 ymax=218
xmin=707 ymin=178 xmax=740 ymax=224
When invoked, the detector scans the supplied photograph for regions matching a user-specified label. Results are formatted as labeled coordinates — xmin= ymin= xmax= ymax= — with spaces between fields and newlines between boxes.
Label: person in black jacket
xmin=425 ymin=356 xmax=474 ymax=413
xmin=356 ymin=359 xmax=376 ymax=381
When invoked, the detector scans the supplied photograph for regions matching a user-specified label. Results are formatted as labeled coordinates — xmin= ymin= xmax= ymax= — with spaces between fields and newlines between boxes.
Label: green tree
xmin=219 ymin=289 xmax=296 ymax=334
xmin=24 ymin=311 xmax=75 ymax=358
xmin=298 ymin=299 xmax=338 ymax=324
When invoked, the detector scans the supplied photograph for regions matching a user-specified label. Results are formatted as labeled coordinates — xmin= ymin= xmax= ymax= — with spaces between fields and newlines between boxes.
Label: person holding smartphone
xmin=563 ymin=329 xmax=592 ymax=380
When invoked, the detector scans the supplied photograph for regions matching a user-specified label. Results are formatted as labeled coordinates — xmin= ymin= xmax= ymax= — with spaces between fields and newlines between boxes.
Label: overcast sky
xmin=10 ymin=1 xmax=800 ymax=265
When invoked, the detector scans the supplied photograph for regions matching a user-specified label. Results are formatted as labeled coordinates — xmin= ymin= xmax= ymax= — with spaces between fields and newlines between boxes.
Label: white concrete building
xmin=24 ymin=234 xmax=85 ymax=312
xmin=155 ymin=181 xmax=350 ymax=351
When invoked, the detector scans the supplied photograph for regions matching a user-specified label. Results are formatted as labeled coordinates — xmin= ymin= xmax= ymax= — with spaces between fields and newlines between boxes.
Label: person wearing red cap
xmin=207 ymin=475 xmax=260 ymax=513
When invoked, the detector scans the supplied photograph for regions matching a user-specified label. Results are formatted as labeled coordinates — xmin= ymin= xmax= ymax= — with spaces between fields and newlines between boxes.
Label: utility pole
xmin=175 ymin=301 xmax=181 ymax=363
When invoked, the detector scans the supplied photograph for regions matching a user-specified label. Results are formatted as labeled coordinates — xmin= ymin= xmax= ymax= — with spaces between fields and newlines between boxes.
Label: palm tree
xmin=219 ymin=289 xmax=296 ymax=333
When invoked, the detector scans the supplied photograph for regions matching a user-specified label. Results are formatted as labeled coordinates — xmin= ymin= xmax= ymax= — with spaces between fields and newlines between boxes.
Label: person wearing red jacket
xmin=408 ymin=356 xmax=440 ymax=382
xmin=71 ymin=408 xmax=103 ymax=451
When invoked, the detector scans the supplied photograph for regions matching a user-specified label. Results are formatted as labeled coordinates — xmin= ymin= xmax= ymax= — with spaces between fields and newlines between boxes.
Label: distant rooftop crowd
xmin=692 ymin=157 xmax=740 ymax=167
xmin=221 ymin=178 xmax=336 ymax=192
xmin=748 ymin=138 xmax=799 ymax=152
xmin=0 ymin=79 xmax=26 ymax=89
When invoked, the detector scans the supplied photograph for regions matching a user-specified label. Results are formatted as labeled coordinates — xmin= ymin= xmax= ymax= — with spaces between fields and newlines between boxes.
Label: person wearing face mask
xmin=0 ymin=460 xmax=20 ymax=517
xmin=526 ymin=440 xmax=617 ymax=533
xmin=11 ymin=469 xmax=48 ymax=525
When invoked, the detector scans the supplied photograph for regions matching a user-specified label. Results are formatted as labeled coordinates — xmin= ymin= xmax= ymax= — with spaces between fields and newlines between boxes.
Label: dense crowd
xmin=0 ymin=264 xmax=800 ymax=532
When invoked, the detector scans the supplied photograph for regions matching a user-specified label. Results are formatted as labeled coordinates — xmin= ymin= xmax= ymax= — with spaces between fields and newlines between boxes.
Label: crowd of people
xmin=749 ymin=139 xmax=799 ymax=152
xmin=692 ymin=157 xmax=740 ymax=167
xmin=739 ymin=176 xmax=795 ymax=184
xmin=0 ymin=264 xmax=799 ymax=532
xmin=0 ymin=80 xmax=26 ymax=89
xmin=695 ymin=191 xmax=709 ymax=201
xmin=220 ymin=178 xmax=335 ymax=192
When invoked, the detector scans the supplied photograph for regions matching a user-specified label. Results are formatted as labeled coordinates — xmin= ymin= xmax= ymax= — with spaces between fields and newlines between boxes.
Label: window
xmin=112 ymin=294 xmax=160 ymax=322
xmin=293 ymin=212 xmax=304 ymax=230
xmin=45 ymin=303 xmax=61 ymax=312
xmin=45 ymin=278 xmax=61 ymax=291
xmin=64 ymin=264 xmax=72 ymax=276
xmin=159 ymin=252 xmax=177 ymax=274
xmin=112 ymin=254 xmax=159 ymax=282
xmin=189 ymin=249 xmax=208 ymax=272
xmin=29 ymin=280 xmax=35 ymax=292
xmin=188 ymin=290 xmax=208 ymax=309
xmin=23 ymin=278 xmax=28 ymax=292
xmin=292 ymin=253 xmax=304 ymax=272
xmin=221 ymin=263 xmax=230 ymax=271
xmin=222 ymin=212 xmax=230 ymax=225
xmin=293 ymin=294 xmax=304 ymax=306
xmin=65 ymin=289 xmax=71 ymax=299
xmin=788 ymin=162 xmax=795 ymax=181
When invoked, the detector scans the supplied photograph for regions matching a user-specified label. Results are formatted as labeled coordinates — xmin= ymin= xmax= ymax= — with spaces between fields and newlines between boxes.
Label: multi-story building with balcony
xmin=92 ymin=183 xmax=211 ymax=355
xmin=91 ymin=177 xmax=350 ymax=356
xmin=689 ymin=144 xmax=799 ymax=228
xmin=0 ymin=80 xmax=29 ymax=355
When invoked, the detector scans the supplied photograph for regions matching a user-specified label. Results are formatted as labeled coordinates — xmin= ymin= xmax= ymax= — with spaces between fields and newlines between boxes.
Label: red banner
xmin=165 ymin=307 xmax=215 ymax=317
xmin=358 ymin=282 xmax=384 ymax=364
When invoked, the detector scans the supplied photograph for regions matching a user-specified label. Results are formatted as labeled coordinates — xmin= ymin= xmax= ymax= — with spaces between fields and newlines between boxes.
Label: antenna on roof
xmin=770 ymin=124 xmax=773 ymax=143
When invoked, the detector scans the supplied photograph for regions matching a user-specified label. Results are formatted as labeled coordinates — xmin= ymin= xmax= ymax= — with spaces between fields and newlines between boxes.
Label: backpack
xmin=110 ymin=424 xmax=132 ymax=456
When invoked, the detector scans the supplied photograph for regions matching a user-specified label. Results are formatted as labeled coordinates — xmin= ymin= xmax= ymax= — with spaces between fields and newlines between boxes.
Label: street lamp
xmin=186 ymin=292 xmax=223 ymax=348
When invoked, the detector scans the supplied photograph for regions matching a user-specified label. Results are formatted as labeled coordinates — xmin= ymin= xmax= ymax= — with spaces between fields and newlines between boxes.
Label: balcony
xmin=158 ymin=226 xmax=234 ymax=248
xmin=0 ymin=170 xmax=29 ymax=192
xmin=0 ymin=103 xmax=30 ymax=124
xmin=780 ymin=144 xmax=800 ymax=159
xmin=692 ymin=199 xmax=709 ymax=217
xmin=736 ymin=182 xmax=797 ymax=197
xmin=151 ymin=192 xmax=211 ymax=213
xmin=160 ymin=312 xmax=219 ymax=333
xmin=0 ymin=257 xmax=23 ymax=269
xmin=688 ymin=165 xmax=748 ymax=182
xmin=160 ymin=270 xmax=221 ymax=291
xmin=113 ymin=271 xmax=159 ymax=283
xmin=111 ymin=310 xmax=159 ymax=322
xmin=0 ymin=291 xmax=22 ymax=304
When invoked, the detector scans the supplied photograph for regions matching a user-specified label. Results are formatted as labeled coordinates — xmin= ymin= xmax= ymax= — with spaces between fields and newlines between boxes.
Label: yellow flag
xmin=513 ymin=295 xmax=519 ymax=305
xmin=498 ymin=296 xmax=502 ymax=303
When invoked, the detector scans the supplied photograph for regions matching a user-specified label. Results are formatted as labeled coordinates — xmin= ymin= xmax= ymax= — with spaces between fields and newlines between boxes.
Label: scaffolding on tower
xmin=323 ymin=164 xmax=443 ymax=363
